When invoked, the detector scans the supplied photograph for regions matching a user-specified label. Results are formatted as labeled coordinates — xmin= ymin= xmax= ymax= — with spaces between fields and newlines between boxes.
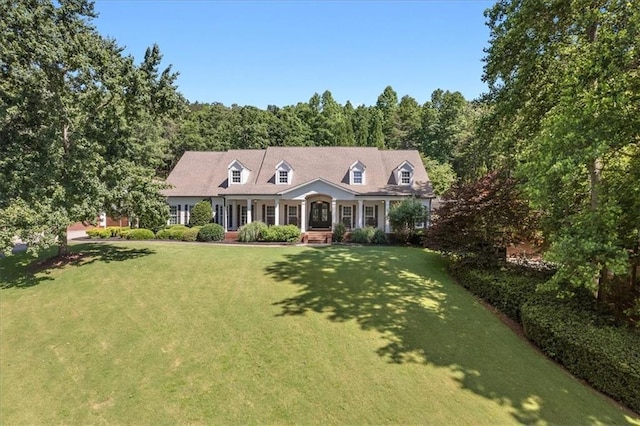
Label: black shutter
xmin=262 ymin=204 xmax=266 ymax=223
xmin=177 ymin=204 xmax=182 ymax=224
xmin=375 ymin=205 xmax=379 ymax=228
xmin=284 ymin=204 xmax=288 ymax=225
xmin=353 ymin=204 xmax=356 ymax=229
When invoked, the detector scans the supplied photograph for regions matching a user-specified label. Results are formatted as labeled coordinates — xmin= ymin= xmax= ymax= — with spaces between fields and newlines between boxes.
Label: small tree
xmin=428 ymin=170 xmax=538 ymax=265
xmin=189 ymin=201 xmax=212 ymax=227
xmin=388 ymin=198 xmax=427 ymax=243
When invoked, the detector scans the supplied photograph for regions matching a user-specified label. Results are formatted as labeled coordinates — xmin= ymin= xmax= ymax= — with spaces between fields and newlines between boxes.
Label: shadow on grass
xmin=266 ymin=246 xmax=635 ymax=425
xmin=0 ymin=243 xmax=155 ymax=289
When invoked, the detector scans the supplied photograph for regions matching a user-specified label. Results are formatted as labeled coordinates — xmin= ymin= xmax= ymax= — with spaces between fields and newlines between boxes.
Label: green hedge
xmin=261 ymin=225 xmax=301 ymax=243
xmin=86 ymin=228 xmax=111 ymax=239
xmin=181 ymin=227 xmax=200 ymax=242
xmin=197 ymin=224 xmax=225 ymax=242
xmin=449 ymin=265 xmax=544 ymax=322
xmin=522 ymin=297 xmax=640 ymax=412
xmin=125 ymin=228 xmax=155 ymax=240
xmin=239 ymin=221 xmax=268 ymax=242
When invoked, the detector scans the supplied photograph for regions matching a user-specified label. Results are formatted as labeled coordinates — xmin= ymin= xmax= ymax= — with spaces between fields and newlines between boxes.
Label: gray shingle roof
xmin=163 ymin=147 xmax=434 ymax=198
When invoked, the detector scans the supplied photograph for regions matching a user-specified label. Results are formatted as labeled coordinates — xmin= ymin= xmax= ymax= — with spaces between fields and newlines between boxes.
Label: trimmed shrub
xmin=522 ymin=297 xmax=640 ymax=412
xmin=125 ymin=228 xmax=155 ymax=240
xmin=333 ymin=222 xmax=347 ymax=243
xmin=371 ymin=228 xmax=388 ymax=245
xmin=87 ymin=228 xmax=111 ymax=239
xmin=167 ymin=225 xmax=189 ymax=240
xmin=155 ymin=229 xmax=172 ymax=240
xmin=448 ymin=264 xmax=544 ymax=322
xmin=198 ymin=223 xmax=225 ymax=242
xmin=181 ymin=227 xmax=200 ymax=242
xmin=350 ymin=227 xmax=376 ymax=244
xmin=238 ymin=221 xmax=268 ymax=243
xmin=261 ymin=225 xmax=301 ymax=243
xmin=189 ymin=201 xmax=212 ymax=227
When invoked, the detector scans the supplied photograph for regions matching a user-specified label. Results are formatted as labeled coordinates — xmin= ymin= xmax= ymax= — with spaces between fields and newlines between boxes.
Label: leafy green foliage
xmin=522 ymin=297 xmax=640 ymax=412
xmin=155 ymin=229 xmax=172 ymax=240
xmin=261 ymin=225 xmax=301 ymax=243
xmin=333 ymin=222 xmax=347 ymax=243
xmin=166 ymin=225 xmax=189 ymax=240
xmin=86 ymin=229 xmax=111 ymax=239
xmin=189 ymin=201 xmax=212 ymax=227
xmin=449 ymin=264 xmax=550 ymax=323
xmin=371 ymin=229 xmax=388 ymax=245
xmin=350 ymin=227 xmax=376 ymax=244
xmin=181 ymin=227 xmax=200 ymax=242
xmin=421 ymin=155 xmax=457 ymax=196
xmin=197 ymin=223 xmax=225 ymax=242
xmin=388 ymin=198 xmax=427 ymax=243
xmin=238 ymin=221 xmax=268 ymax=243
xmin=482 ymin=0 xmax=640 ymax=302
xmin=125 ymin=229 xmax=155 ymax=240
xmin=0 ymin=0 xmax=184 ymax=256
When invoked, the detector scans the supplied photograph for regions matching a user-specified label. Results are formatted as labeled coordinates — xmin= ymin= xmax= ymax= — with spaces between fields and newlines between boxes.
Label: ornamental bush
xmin=87 ymin=228 xmax=111 ymax=239
xmin=371 ymin=228 xmax=388 ymax=245
xmin=125 ymin=228 xmax=155 ymax=240
xmin=333 ymin=222 xmax=347 ymax=242
xmin=238 ymin=221 xmax=268 ymax=242
xmin=388 ymin=197 xmax=427 ymax=243
xmin=181 ymin=227 xmax=200 ymax=242
xmin=522 ymin=296 xmax=640 ymax=412
xmin=167 ymin=225 xmax=189 ymax=240
xmin=189 ymin=201 xmax=212 ymax=227
xmin=197 ymin=223 xmax=225 ymax=242
xmin=261 ymin=225 xmax=301 ymax=243
xmin=155 ymin=229 xmax=171 ymax=240
xmin=350 ymin=227 xmax=376 ymax=244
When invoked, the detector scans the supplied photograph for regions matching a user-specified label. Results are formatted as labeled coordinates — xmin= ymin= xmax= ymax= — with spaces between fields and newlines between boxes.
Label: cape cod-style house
xmin=163 ymin=147 xmax=435 ymax=238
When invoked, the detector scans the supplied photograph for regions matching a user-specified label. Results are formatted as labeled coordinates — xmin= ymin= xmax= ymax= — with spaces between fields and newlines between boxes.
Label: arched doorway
xmin=308 ymin=200 xmax=331 ymax=229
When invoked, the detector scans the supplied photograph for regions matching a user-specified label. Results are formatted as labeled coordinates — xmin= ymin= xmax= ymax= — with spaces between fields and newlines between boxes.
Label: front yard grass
xmin=1 ymin=242 xmax=637 ymax=424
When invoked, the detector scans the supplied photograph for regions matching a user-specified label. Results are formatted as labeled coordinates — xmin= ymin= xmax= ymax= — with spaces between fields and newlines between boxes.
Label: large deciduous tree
xmin=0 ymin=0 xmax=185 ymax=256
xmin=483 ymin=0 xmax=640 ymax=299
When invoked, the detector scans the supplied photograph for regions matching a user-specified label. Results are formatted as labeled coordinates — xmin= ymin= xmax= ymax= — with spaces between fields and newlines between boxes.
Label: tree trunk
xmin=57 ymin=228 xmax=69 ymax=257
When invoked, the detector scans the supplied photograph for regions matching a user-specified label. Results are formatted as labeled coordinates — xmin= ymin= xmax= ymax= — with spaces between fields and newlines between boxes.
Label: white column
xmin=230 ymin=201 xmax=236 ymax=230
xmin=274 ymin=199 xmax=280 ymax=225
xmin=385 ymin=199 xmax=391 ymax=233
xmin=300 ymin=200 xmax=307 ymax=232
xmin=247 ymin=198 xmax=253 ymax=224
xmin=331 ymin=198 xmax=337 ymax=229
xmin=358 ymin=199 xmax=364 ymax=228
xmin=223 ymin=200 xmax=228 ymax=231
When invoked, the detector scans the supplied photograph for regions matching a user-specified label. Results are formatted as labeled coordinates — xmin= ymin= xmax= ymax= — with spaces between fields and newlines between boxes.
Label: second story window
xmin=353 ymin=170 xmax=363 ymax=184
xmin=401 ymin=171 xmax=411 ymax=185
xmin=232 ymin=170 xmax=241 ymax=184
xmin=279 ymin=170 xmax=289 ymax=184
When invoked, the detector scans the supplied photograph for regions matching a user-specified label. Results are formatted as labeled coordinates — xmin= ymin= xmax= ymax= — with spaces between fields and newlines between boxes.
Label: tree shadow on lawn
xmin=266 ymin=246 xmax=635 ymax=425
xmin=0 ymin=243 xmax=155 ymax=289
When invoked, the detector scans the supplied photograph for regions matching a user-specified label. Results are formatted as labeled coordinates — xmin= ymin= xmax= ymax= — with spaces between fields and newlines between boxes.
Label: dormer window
xmin=278 ymin=170 xmax=289 ymax=184
xmin=349 ymin=160 xmax=366 ymax=185
xmin=395 ymin=161 xmax=414 ymax=186
xmin=275 ymin=160 xmax=293 ymax=185
xmin=228 ymin=159 xmax=249 ymax=185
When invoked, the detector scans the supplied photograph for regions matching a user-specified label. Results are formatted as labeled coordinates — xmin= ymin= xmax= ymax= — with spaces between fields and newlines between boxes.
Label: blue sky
xmin=93 ymin=1 xmax=494 ymax=108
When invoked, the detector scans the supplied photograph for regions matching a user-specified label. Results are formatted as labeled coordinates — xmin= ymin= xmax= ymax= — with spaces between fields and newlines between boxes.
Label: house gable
xmin=349 ymin=160 xmax=366 ymax=185
xmin=278 ymin=178 xmax=358 ymax=200
xmin=275 ymin=160 xmax=294 ymax=185
xmin=228 ymin=159 xmax=250 ymax=185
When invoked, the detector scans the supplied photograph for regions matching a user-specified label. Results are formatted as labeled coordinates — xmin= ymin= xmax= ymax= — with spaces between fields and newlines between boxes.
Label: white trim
xmin=278 ymin=177 xmax=358 ymax=196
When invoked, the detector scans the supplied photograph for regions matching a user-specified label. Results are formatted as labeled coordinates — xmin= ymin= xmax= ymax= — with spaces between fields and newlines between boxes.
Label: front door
xmin=309 ymin=201 xmax=331 ymax=229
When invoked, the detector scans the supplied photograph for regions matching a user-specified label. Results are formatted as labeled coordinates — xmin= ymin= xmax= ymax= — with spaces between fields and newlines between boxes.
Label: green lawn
xmin=1 ymin=242 xmax=637 ymax=424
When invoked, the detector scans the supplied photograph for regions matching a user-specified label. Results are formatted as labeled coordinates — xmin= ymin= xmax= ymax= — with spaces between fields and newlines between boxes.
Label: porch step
xmin=303 ymin=231 xmax=333 ymax=244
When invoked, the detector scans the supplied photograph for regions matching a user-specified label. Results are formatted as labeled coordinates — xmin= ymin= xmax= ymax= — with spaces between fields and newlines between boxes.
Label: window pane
xmin=353 ymin=171 xmax=362 ymax=184
xmin=401 ymin=171 xmax=411 ymax=184
xmin=232 ymin=170 xmax=241 ymax=183
xmin=279 ymin=170 xmax=288 ymax=184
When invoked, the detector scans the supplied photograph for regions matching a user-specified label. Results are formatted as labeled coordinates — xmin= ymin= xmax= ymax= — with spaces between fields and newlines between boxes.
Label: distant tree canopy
xmin=169 ymin=88 xmax=486 ymax=183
